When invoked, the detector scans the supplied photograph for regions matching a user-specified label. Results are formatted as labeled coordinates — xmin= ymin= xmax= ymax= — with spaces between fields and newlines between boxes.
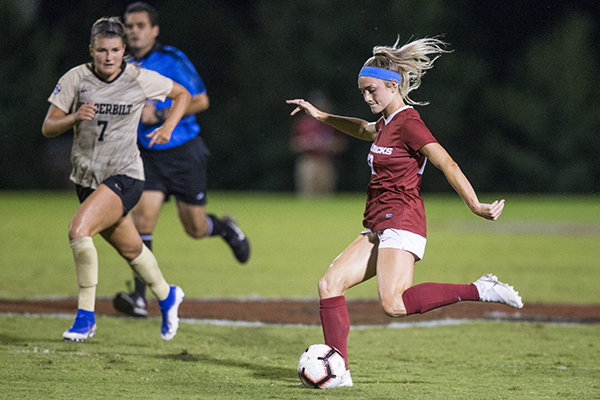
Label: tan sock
xmin=128 ymin=245 xmax=170 ymax=301
xmin=70 ymin=237 xmax=98 ymax=312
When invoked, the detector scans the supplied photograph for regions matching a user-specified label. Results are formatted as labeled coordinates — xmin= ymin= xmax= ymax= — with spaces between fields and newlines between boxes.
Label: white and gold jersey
xmin=47 ymin=62 xmax=173 ymax=188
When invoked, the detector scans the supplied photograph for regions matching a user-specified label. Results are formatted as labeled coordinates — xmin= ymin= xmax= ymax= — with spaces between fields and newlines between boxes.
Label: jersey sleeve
xmin=47 ymin=67 xmax=80 ymax=113
xmin=402 ymin=117 xmax=438 ymax=153
xmin=172 ymin=52 xmax=206 ymax=97
xmin=137 ymin=68 xmax=174 ymax=102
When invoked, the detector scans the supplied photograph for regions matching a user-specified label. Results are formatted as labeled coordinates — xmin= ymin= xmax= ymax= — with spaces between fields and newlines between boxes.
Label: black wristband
xmin=155 ymin=108 xmax=166 ymax=121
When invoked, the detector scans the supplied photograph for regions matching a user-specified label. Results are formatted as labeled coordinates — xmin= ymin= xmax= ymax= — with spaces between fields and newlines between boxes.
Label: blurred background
xmin=1 ymin=0 xmax=599 ymax=195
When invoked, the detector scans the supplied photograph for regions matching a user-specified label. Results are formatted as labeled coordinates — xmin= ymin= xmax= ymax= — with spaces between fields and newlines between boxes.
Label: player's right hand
xmin=286 ymin=99 xmax=323 ymax=120
xmin=147 ymin=126 xmax=171 ymax=147
xmin=75 ymin=103 xmax=97 ymax=122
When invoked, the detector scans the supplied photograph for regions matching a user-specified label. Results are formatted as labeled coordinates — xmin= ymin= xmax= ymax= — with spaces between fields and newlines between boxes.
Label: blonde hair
xmin=364 ymin=36 xmax=451 ymax=105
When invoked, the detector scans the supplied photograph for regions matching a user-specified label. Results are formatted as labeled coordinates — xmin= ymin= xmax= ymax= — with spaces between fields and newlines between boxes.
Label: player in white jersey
xmin=42 ymin=17 xmax=191 ymax=342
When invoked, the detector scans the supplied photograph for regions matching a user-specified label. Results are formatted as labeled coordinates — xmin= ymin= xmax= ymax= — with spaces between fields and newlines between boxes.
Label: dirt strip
xmin=1 ymin=299 xmax=599 ymax=325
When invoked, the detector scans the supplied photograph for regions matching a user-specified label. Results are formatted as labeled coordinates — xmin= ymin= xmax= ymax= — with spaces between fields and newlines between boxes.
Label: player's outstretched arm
xmin=147 ymin=82 xmax=191 ymax=147
xmin=286 ymin=98 xmax=377 ymax=141
xmin=42 ymin=103 xmax=97 ymax=138
xmin=420 ymin=142 xmax=505 ymax=220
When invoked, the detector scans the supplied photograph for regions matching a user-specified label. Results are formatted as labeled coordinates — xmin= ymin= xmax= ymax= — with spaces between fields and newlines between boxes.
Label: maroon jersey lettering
xmin=363 ymin=107 xmax=437 ymax=237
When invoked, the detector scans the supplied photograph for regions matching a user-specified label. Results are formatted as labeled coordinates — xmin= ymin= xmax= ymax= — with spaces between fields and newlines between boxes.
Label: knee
xmin=318 ymin=277 xmax=329 ymax=298
xmin=68 ymin=220 xmax=89 ymax=241
xmin=318 ymin=275 xmax=344 ymax=299
xmin=119 ymin=242 xmax=144 ymax=262
xmin=380 ymin=293 xmax=407 ymax=318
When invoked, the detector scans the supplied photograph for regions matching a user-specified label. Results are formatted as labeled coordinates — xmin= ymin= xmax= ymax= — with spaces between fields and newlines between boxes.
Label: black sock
xmin=133 ymin=276 xmax=146 ymax=300
xmin=206 ymin=214 xmax=230 ymax=238
xmin=133 ymin=234 xmax=152 ymax=299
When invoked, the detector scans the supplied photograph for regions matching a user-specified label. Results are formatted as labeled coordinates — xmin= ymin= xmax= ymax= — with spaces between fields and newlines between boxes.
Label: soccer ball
xmin=297 ymin=344 xmax=346 ymax=389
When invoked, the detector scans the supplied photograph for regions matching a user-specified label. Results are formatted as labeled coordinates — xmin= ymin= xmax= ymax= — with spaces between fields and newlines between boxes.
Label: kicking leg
xmin=377 ymin=248 xmax=480 ymax=317
xmin=377 ymin=249 xmax=522 ymax=317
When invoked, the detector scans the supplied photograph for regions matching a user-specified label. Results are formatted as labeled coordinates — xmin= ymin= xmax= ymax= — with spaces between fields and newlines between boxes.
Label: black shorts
xmin=140 ymin=135 xmax=210 ymax=206
xmin=76 ymin=175 xmax=144 ymax=216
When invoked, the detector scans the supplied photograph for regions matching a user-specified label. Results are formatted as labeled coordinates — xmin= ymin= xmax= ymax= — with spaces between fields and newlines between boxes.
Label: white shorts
xmin=362 ymin=228 xmax=427 ymax=261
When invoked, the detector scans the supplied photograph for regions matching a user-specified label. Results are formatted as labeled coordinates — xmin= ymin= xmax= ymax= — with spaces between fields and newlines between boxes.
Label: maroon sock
xmin=320 ymin=296 xmax=350 ymax=367
xmin=401 ymin=283 xmax=480 ymax=315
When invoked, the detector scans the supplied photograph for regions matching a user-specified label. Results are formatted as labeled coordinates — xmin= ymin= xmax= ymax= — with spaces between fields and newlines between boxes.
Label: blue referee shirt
xmin=130 ymin=42 xmax=206 ymax=150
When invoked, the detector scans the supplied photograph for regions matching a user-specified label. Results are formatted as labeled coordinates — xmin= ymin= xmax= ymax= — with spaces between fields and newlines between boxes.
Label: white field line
xmin=0 ymin=311 xmax=473 ymax=329
xmin=1 ymin=312 xmax=593 ymax=327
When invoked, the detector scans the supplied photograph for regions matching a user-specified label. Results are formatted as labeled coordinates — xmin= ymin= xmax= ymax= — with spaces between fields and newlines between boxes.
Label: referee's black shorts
xmin=140 ymin=135 xmax=210 ymax=206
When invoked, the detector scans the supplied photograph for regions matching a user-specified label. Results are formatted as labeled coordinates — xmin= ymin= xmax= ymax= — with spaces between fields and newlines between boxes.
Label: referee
xmin=113 ymin=2 xmax=250 ymax=318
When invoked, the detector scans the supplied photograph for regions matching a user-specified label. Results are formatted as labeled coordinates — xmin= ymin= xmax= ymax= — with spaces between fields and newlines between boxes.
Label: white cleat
xmin=474 ymin=274 xmax=523 ymax=309
xmin=338 ymin=369 xmax=353 ymax=387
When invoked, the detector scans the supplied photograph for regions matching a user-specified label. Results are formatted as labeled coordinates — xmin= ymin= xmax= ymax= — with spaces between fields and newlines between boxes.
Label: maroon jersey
xmin=363 ymin=106 xmax=438 ymax=237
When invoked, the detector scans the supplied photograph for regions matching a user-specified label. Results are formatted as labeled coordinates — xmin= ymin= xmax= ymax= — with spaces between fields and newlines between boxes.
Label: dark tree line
xmin=1 ymin=0 xmax=599 ymax=193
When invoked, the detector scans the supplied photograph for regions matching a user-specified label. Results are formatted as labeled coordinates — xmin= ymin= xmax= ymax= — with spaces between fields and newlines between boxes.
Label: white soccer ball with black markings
xmin=297 ymin=344 xmax=346 ymax=389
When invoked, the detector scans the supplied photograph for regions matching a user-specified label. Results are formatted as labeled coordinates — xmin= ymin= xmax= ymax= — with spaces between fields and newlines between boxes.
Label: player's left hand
xmin=147 ymin=126 xmax=171 ymax=147
xmin=472 ymin=199 xmax=505 ymax=221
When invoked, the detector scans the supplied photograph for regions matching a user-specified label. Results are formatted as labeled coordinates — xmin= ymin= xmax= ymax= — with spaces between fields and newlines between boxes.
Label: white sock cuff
xmin=130 ymin=244 xmax=150 ymax=266
xmin=70 ymin=236 xmax=94 ymax=250
xmin=128 ymin=245 xmax=169 ymax=300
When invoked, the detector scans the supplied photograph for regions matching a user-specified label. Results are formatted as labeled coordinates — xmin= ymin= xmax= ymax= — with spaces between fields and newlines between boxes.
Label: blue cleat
xmin=63 ymin=309 xmax=97 ymax=342
xmin=158 ymin=286 xmax=185 ymax=340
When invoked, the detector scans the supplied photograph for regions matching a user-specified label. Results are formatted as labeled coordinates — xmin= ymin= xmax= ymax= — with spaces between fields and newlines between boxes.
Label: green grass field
xmin=1 ymin=191 xmax=599 ymax=302
xmin=1 ymin=191 xmax=599 ymax=399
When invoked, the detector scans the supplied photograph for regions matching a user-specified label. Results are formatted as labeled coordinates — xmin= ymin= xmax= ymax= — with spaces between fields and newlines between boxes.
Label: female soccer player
xmin=42 ymin=17 xmax=191 ymax=342
xmin=287 ymin=37 xmax=523 ymax=387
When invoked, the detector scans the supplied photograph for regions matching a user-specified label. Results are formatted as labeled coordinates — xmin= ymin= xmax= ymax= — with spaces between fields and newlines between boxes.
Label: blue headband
xmin=358 ymin=66 xmax=402 ymax=83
